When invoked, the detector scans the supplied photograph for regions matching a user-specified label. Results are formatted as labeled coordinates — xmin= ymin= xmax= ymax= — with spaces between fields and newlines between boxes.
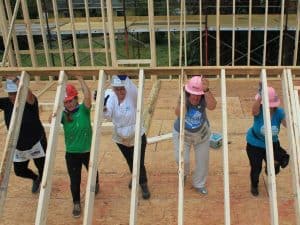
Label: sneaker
xmin=72 ymin=203 xmax=81 ymax=218
xmin=280 ymin=156 xmax=289 ymax=168
xmin=95 ymin=182 xmax=100 ymax=195
xmin=140 ymin=183 xmax=151 ymax=200
xmin=251 ymin=186 xmax=259 ymax=196
xmin=32 ymin=177 xmax=41 ymax=193
xmin=195 ymin=187 xmax=208 ymax=195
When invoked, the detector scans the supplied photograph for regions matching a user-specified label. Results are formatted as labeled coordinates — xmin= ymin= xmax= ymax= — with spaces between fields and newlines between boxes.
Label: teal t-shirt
xmin=62 ymin=104 xmax=92 ymax=153
xmin=246 ymin=107 xmax=285 ymax=148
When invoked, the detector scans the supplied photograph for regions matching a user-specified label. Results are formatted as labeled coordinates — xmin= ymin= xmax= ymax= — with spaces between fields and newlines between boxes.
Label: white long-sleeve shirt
xmin=104 ymin=77 xmax=145 ymax=146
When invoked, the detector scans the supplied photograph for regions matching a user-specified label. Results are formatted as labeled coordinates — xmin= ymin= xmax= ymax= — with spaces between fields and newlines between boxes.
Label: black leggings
xmin=13 ymin=134 xmax=47 ymax=181
xmin=246 ymin=142 xmax=287 ymax=187
xmin=65 ymin=152 xmax=99 ymax=203
xmin=116 ymin=134 xmax=148 ymax=184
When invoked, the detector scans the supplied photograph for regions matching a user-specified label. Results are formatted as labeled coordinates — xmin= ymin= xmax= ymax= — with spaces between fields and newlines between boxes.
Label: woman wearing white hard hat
xmin=173 ymin=76 xmax=217 ymax=195
xmin=0 ymin=77 xmax=47 ymax=194
xmin=103 ymin=75 xmax=150 ymax=200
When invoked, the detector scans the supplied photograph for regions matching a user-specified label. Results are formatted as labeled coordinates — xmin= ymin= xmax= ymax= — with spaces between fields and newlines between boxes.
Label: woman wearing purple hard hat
xmin=173 ymin=75 xmax=217 ymax=195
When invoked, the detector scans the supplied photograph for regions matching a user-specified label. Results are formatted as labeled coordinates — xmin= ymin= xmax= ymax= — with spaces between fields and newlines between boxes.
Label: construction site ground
xmin=0 ymin=78 xmax=298 ymax=225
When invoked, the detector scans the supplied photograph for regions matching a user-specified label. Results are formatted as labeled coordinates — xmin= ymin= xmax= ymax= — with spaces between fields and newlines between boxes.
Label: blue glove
xmin=117 ymin=75 xmax=127 ymax=80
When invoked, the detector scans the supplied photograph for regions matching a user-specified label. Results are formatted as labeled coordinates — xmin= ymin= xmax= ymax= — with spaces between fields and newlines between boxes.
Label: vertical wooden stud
xmin=35 ymin=71 xmax=67 ymax=225
xmin=52 ymin=0 xmax=65 ymax=66
xmin=262 ymin=0 xmax=268 ymax=66
xmin=83 ymin=70 xmax=106 ymax=225
xmin=261 ymin=69 xmax=279 ymax=225
xmin=106 ymin=0 xmax=117 ymax=66
xmin=0 ymin=72 xmax=30 ymax=216
xmin=129 ymin=69 xmax=145 ymax=225
xmin=68 ymin=0 xmax=80 ymax=66
xmin=221 ymin=69 xmax=230 ymax=225
xmin=178 ymin=69 xmax=185 ymax=225
xmin=293 ymin=0 xmax=300 ymax=66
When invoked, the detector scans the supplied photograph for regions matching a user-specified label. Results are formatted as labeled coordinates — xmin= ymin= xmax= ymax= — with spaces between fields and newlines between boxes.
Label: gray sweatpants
xmin=173 ymin=128 xmax=210 ymax=188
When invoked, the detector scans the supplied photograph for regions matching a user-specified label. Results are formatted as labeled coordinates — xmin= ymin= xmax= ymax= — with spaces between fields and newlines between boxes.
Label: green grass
xmin=0 ymin=33 xmax=182 ymax=67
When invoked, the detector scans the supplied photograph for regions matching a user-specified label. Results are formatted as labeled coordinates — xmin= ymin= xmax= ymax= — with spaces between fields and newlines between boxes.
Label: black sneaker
xmin=251 ymin=186 xmax=259 ymax=196
xmin=275 ymin=163 xmax=280 ymax=175
xmin=32 ymin=177 xmax=41 ymax=193
xmin=72 ymin=203 xmax=81 ymax=218
xmin=95 ymin=182 xmax=100 ymax=195
xmin=280 ymin=156 xmax=289 ymax=168
xmin=140 ymin=183 xmax=150 ymax=200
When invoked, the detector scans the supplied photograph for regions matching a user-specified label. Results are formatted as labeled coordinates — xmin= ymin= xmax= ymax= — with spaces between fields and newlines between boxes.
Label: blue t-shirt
xmin=246 ymin=107 xmax=285 ymax=148
xmin=174 ymin=96 xmax=208 ymax=133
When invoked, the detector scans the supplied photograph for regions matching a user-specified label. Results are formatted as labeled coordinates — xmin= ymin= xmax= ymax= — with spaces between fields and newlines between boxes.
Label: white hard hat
xmin=5 ymin=79 xmax=18 ymax=93
xmin=111 ymin=75 xmax=126 ymax=87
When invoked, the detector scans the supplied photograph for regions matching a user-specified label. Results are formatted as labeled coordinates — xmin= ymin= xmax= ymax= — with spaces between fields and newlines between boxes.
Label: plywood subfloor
xmin=0 ymin=79 xmax=298 ymax=225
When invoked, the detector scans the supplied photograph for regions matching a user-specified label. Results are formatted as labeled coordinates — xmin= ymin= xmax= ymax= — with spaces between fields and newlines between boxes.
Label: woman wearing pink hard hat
xmin=0 ymin=77 xmax=47 ymax=194
xmin=59 ymin=76 xmax=99 ymax=218
xmin=173 ymin=75 xmax=217 ymax=195
xmin=246 ymin=85 xmax=289 ymax=197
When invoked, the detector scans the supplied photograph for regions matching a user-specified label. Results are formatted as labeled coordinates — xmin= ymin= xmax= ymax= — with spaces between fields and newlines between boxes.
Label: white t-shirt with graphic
xmin=104 ymin=78 xmax=145 ymax=146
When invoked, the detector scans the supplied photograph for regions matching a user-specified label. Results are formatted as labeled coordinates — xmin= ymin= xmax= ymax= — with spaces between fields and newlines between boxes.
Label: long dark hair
xmin=64 ymin=96 xmax=79 ymax=122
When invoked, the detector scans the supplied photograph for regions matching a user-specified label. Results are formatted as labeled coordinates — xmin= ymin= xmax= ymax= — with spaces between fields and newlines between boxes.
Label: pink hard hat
xmin=185 ymin=76 xmax=204 ymax=95
xmin=255 ymin=86 xmax=280 ymax=108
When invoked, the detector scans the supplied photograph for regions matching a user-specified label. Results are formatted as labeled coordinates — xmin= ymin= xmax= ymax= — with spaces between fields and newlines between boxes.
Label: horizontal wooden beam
xmin=117 ymin=59 xmax=151 ymax=65
xmin=1 ymin=66 xmax=300 ymax=77
xmin=295 ymin=86 xmax=300 ymax=90
xmin=18 ymin=48 xmax=107 ymax=55
xmin=147 ymin=133 xmax=172 ymax=144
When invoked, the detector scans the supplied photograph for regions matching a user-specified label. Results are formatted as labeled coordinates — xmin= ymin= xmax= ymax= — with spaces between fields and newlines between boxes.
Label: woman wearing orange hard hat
xmin=59 ymin=76 xmax=99 ymax=218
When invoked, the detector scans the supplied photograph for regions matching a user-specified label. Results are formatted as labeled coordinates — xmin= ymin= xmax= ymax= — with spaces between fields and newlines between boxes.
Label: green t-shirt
xmin=62 ymin=104 xmax=92 ymax=153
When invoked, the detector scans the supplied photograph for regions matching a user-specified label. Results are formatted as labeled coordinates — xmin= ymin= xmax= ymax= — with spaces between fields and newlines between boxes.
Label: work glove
xmin=104 ymin=95 xmax=110 ymax=106
xmin=93 ymin=90 xmax=97 ymax=101
xmin=93 ymin=90 xmax=110 ymax=106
